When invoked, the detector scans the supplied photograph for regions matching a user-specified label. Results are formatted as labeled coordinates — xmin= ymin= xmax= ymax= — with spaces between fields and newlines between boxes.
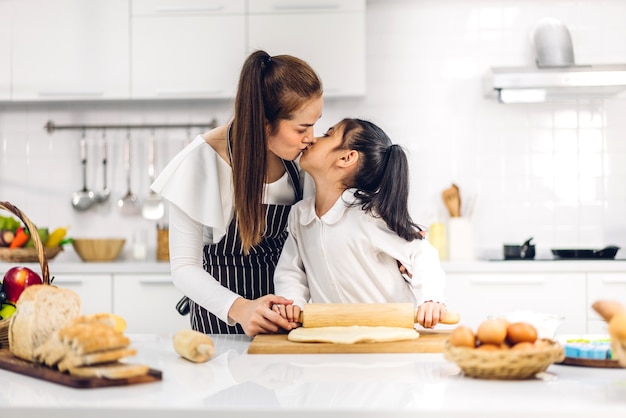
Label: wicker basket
xmin=443 ymin=339 xmax=565 ymax=380
xmin=0 ymin=201 xmax=52 ymax=349
xmin=0 ymin=246 xmax=62 ymax=263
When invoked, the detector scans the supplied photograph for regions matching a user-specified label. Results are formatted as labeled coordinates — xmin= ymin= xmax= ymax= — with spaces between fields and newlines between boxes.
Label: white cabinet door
xmin=248 ymin=0 xmax=366 ymax=97
xmin=0 ymin=0 xmax=10 ymax=100
xmin=131 ymin=0 xmax=246 ymax=99
xmin=587 ymin=273 xmax=626 ymax=333
xmin=445 ymin=273 xmax=587 ymax=334
xmin=11 ymin=0 xmax=130 ymax=100
xmin=113 ymin=274 xmax=189 ymax=334
xmin=52 ymin=274 xmax=113 ymax=315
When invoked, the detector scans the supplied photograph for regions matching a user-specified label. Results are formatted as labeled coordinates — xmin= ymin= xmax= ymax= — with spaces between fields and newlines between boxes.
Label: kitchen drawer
xmin=248 ymin=0 xmax=365 ymax=13
xmin=113 ymin=274 xmax=189 ymax=334
xmin=52 ymin=274 xmax=113 ymax=315
xmin=132 ymin=0 xmax=245 ymax=15
xmin=445 ymin=273 xmax=587 ymax=334
xmin=586 ymin=273 xmax=626 ymax=321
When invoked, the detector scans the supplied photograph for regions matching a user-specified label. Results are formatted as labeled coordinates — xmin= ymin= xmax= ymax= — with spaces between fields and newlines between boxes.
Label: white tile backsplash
xmin=1 ymin=0 xmax=626 ymax=261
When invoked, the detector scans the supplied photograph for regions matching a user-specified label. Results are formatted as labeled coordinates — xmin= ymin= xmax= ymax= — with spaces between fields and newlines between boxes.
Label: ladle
xmin=71 ymin=131 xmax=96 ymax=211
xmin=117 ymin=131 xmax=140 ymax=215
xmin=96 ymin=129 xmax=110 ymax=203
xmin=142 ymin=131 xmax=165 ymax=220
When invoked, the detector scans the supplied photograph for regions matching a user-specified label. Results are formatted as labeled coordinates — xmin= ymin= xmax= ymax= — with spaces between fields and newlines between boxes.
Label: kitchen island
xmin=0 ymin=334 xmax=624 ymax=418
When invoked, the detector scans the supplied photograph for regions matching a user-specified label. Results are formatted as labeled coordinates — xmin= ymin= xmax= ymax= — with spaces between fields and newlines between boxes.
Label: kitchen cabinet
xmin=112 ymin=273 xmax=189 ymax=334
xmin=445 ymin=272 xmax=587 ymax=334
xmin=0 ymin=0 xmax=10 ymax=100
xmin=586 ymin=272 xmax=626 ymax=333
xmin=248 ymin=0 xmax=366 ymax=97
xmin=11 ymin=0 xmax=130 ymax=101
xmin=130 ymin=0 xmax=246 ymax=99
xmin=51 ymin=273 xmax=113 ymax=315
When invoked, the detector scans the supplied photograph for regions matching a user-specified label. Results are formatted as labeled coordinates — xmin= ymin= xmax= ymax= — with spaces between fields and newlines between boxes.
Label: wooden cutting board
xmin=248 ymin=330 xmax=451 ymax=354
xmin=0 ymin=349 xmax=162 ymax=389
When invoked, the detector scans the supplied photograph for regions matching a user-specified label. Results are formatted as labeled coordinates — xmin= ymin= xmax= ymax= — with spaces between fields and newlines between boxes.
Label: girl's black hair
xmin=339 ymin=118 xmax=423 ymax=241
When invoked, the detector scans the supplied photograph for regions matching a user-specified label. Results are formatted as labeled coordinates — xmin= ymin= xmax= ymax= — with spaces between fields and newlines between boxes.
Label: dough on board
xmin=287 ymin=326 xmax=420 ymax=344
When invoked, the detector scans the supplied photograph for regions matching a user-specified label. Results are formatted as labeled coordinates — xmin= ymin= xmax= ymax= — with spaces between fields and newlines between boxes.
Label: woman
xmin=151 ymin=50 xmax=323 ymax=337
xmin=273 ymin=118 xmax=448 ymax=329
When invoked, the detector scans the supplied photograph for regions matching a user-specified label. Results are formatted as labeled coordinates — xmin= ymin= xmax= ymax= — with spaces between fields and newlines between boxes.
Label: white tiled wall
xmin=1 ymin=0 xmax=626 ymax=261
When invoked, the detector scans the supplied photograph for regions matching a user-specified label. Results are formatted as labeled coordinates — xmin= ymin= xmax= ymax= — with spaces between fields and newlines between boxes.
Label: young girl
xmin=273 ymin=118 xmax=447 ymax=329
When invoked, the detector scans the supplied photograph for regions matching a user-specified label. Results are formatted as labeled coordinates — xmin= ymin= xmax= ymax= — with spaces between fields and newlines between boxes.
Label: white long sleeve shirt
xmin=151 ymin=134 xmax=312 ymax=324
xmin=274 ymin=189 xmax=447 ymax=310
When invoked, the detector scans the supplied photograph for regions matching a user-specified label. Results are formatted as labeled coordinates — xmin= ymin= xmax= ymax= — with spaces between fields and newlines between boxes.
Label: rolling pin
xmin=173 ymin=329 xmax=215 ymax=363
xmin=297 ymin=303 xmax=460 ymax=328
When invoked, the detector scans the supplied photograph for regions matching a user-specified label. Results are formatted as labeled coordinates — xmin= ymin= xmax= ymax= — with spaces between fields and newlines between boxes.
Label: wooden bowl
xmin=72 ymin=238 xmax=126 ymax=262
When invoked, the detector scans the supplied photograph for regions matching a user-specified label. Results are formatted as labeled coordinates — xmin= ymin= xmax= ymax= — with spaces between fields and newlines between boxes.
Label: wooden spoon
xmin=442 ymin=184 xmax=461 ymax=217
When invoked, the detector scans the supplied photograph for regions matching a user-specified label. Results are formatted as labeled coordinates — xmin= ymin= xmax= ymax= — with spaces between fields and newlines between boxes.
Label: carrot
xmin=9 ymin=227 xmax=29 ymax=249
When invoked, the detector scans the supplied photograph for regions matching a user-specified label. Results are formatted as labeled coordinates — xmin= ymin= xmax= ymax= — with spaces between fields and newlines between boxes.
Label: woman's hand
xmin=228 ymin=295 xmax=297 ymax=337
xmin=272 ymin=303 xmax=302 ymax=328
xmin=416 ymin=301 xmax=447 ymax=329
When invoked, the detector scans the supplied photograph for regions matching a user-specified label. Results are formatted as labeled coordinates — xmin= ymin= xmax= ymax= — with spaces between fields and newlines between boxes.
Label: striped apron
xmin=188 ymin=159 xmax=303 ymax=334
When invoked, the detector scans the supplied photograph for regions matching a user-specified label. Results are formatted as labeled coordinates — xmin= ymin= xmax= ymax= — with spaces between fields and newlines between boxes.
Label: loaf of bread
xmin=9 ymin=284 xmax=81 ymax=362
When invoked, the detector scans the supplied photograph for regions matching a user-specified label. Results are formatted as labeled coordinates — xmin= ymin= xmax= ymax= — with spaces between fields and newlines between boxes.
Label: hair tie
xmin=262 ymin=55 xmax=272 ymax=69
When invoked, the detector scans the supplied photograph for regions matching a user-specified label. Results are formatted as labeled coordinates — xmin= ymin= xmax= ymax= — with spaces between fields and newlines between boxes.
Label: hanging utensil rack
xmin=44 ymin=119 xmax=218 ymax=134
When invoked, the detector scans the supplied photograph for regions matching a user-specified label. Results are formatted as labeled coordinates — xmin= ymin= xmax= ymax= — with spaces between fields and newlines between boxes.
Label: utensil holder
xmin=448 ymin=217 xmax=475 ymax=261
xmin=156 ymin=223 xmax=169 ymax=262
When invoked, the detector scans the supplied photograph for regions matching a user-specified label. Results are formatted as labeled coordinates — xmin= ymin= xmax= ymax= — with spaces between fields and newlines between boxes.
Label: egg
xmin=477 ymin=343 xmax=500 ymax=351
xmin=506 ymin=322 xmax=538 ymax=344
xmin=449 ymin=326 xmax=476 ymax=348
xmin=476 ymin=319 xmax=508 ymax=345
xmin=511 ymin=341 xmax=536 ymax=351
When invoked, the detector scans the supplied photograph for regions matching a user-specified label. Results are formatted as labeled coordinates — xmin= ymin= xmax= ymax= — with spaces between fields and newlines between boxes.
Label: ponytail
xmin=231 ymin=50 xmax=323 ymax=253
xmin=340 ymin=119 xmax=422 ymax=242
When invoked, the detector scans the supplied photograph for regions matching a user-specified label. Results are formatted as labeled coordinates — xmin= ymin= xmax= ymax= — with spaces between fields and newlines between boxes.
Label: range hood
xmin=485 ymin=18 xmax=626 ymax=103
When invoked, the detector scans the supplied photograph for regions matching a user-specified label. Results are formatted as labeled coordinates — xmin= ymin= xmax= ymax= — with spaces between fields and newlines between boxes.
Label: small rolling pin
xmin=297 ymin=303 xmax=460 ymax=328
xmin=173 ymin=329 xmax=215 ymax=363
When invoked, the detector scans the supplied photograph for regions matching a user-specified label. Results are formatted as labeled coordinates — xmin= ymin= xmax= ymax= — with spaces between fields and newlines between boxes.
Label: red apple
xmin=2 ymin=266 xmax=43 ymax=303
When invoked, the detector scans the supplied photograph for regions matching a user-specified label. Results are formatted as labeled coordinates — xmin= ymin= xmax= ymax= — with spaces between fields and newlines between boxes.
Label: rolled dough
xmin=287 ymin=326 xmax=420 ymax=344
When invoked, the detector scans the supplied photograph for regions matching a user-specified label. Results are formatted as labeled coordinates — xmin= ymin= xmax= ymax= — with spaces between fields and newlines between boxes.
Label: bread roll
xmin=592 ymin=300 xmax=625 ymax=322
xmin=173 ymin=329 xmax=215 ymax=363
xmin=9 ymin=285 xmax=81 ymax=362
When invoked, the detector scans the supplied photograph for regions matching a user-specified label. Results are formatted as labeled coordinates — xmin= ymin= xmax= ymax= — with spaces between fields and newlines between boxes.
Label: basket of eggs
xmin=443 ymin=319 xmax=565 ymax=380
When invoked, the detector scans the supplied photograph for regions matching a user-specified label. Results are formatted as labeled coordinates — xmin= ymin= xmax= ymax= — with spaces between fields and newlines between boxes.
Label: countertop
xmin=0 ymin=334 xmax=624 ymax=418
xmin=3 ymin=253 xmax=626 ymax=275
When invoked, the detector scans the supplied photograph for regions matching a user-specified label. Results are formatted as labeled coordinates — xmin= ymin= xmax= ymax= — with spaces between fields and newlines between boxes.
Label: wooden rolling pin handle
xmin=436 ymin=311 xmax=460 ymax=325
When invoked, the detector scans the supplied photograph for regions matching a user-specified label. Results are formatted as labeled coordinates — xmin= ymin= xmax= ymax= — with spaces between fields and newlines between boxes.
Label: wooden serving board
xmin=248 ymin=331 xmax=450 ymax=354
xmin=0 ymin=349 xmax=162 ymax=388
xmin=556 ymin=356 xmax=623 ymax=368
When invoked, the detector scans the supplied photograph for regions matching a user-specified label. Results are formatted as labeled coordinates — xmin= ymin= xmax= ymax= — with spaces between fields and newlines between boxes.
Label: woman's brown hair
xmin=231 ymin=50 xmax=322 ymax=253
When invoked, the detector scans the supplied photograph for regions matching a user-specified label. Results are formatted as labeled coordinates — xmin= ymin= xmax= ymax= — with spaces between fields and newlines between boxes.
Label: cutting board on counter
xmin=0 ymin=349 xmax=162 ymax=389
xmin=248 ymin=330 xmax=451 ymax=354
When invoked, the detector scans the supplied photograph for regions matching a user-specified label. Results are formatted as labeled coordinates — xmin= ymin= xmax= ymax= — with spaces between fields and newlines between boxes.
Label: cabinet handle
xmin=601 ymin=277 xmax=626 ymax=283
xmin=156 ymin=89 xmax=223 ymax=96
xmin=52 ymin=279 xmax=84 ymax=285
xmin=271 ymin=3 xmax=340 ymax=11
xmin=139 ymin=277 xmax=173 ymax=285
xmin=38 ymin=91 xmax=104 ymax=97
xmin=156 ymin=6 xmax=224 ymax=13
xmin=469 ymin=278 xmax=545 ymax=285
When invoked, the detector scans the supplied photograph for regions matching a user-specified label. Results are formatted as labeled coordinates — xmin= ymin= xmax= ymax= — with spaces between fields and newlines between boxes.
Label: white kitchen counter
xmin=3 ymin=257 xmax=626 ymax=275
xmin=1 ymin=334 xmax=624 ymax=418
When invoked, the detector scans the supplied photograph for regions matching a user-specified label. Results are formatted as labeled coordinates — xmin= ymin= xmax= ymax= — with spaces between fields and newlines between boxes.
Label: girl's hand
xmin=272 ymin=303 xmax=302 ymax=328
xmin=416 ymin=301 xmax=447 ymax=329
xmin=228 ymin=295 xmax=297 ymax=337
